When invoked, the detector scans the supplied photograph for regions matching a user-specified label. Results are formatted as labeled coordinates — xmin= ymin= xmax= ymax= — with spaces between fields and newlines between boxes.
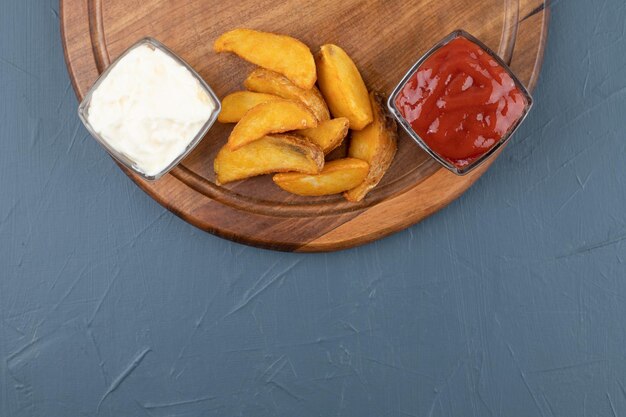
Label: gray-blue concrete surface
xmin=1 ymin=1 xmax=625 ymax=416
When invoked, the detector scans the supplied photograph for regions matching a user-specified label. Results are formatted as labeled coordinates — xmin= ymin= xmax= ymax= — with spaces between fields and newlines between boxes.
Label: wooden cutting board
xmin=60 ymin=0 xmax=549 ymax=252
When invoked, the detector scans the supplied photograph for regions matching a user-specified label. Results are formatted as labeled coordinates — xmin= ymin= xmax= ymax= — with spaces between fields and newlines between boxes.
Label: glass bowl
xmin=387 ymin=30 xmax=533 ymax=175
xmin=78 ymin=37 xmax=221 ymax=181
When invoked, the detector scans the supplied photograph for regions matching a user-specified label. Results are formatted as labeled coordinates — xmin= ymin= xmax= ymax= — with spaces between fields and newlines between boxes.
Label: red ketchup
xmin=395 ymin=37 xmax=528 ymax=168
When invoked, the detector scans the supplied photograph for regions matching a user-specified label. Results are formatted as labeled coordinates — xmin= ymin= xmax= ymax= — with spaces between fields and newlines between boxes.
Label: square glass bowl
xmin=78 ymin=37 xmax=221 ymax=181
xmin=387 ymin=30 xmax=533 ymax=175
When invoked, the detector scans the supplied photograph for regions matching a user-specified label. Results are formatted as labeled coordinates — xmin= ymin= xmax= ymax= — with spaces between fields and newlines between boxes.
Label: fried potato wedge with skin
xmin=214 ymin=134 xmax=324 ymax=185
xmin=214 ymin=29 xmax=316 ymax=90
xmin=227 ymin=99 xmax=318 ymax=150
xmin=344 ymin=93 xmax=398 ymax=202
xmin=298 ymin=117 xmax=350 ymax=154
xmin=273 ymin=158 xmax=369 ymax=196
xmin=316 ymin=44 xmax=373 ymax=130
xmin=245 ymin=68 xmax=330 ymax=122
xmin=218 ymin=91 xmax=282 ymax=123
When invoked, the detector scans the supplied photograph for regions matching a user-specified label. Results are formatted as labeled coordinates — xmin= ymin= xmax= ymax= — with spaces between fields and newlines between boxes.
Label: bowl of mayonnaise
xmin=78 ymin=37 xmax=221 ymax=181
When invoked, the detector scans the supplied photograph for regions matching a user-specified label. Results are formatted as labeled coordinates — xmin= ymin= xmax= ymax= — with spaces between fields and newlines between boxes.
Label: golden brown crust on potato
xmin=298 ymin=118 xmax=350 ymax=154
xmin=214 ymin=29 xmax=316 ymax=90
xmin=214 ymin=134 xmax=324 ymax=185
xmin=245 ymin=68 xmax=330 ymax=122
xmin=316 ymin=44 xmax=373 ymax=130
xmin=344 ymin=93 xmax=398 ymax=202
xmin=227 ymin=99 xmax=318 ymax=150
xmin=273 ymin=158 xmax=369 ymax=196
xmin=218 ymin=91 xmax=282 ymax=123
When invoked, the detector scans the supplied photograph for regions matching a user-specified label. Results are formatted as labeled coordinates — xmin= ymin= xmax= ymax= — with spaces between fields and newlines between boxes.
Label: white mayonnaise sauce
xmin=87 ymin=44 xmax=215 ymax=177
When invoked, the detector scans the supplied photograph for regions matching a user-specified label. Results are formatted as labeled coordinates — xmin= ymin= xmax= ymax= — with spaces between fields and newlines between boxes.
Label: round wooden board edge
xmin=59 ymin=0 xmax=550 ymax=253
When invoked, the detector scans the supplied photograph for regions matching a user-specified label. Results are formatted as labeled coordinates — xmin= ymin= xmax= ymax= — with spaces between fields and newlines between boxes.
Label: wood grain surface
xmin=60 ymin=0 xmax=549 ymax=252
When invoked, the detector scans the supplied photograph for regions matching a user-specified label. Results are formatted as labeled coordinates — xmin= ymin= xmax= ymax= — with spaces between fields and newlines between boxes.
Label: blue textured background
xmin=2 ymin=1 xmax=626 ymax=416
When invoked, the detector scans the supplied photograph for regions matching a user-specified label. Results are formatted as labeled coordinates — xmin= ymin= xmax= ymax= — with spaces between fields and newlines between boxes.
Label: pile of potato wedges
xmin=213 ymin=29 xmax=397 ymax=202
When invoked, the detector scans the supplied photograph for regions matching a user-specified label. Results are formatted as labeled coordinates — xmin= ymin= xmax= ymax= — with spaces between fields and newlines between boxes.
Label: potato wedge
xmin=214 ymin=29 xmax=316 ymax=90
xmin=214 ymin=134 xmax=324 ymax=185
xmin=316 ymin=44 xmax=373 ymax=130
xmin=298 ymin=117 xmax=350 ymax=154
xmin=244 ymin=68 xmax=330 ymax=122
xmin=227 ymin=99 xmax=318 ymax=150
xmin=218 ymin=91 xmax=282 ymax=123
xmin=273 ymin=158 xmax=369 ymax=196
xmin=344 ymin=93 xmax=397 ymax=202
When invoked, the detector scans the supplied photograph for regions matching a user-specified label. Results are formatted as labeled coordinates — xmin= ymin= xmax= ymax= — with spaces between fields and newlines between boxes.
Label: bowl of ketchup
xmin=388 ymin=30 xmax=533 ymax=175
